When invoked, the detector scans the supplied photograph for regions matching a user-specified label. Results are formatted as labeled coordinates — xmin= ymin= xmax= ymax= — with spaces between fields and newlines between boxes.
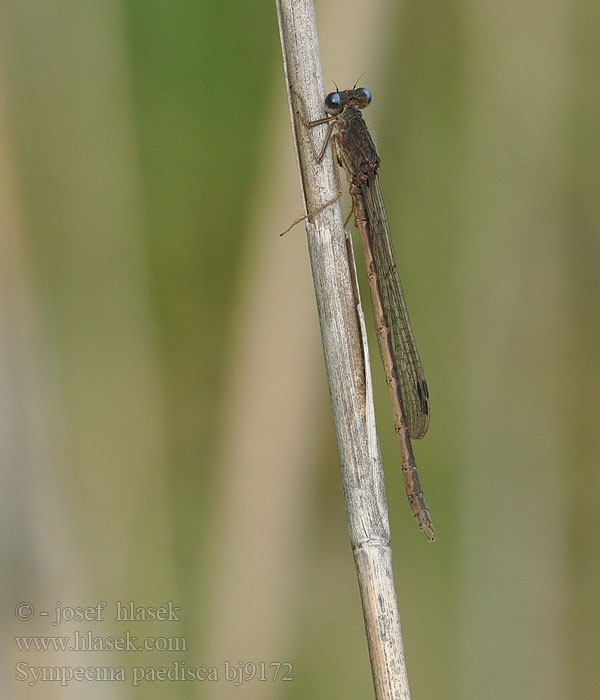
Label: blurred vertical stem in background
xmin=566 ymin=1 xmax=600 ymax=696
xmin=459 ymin=1 xmax=600 ymax=698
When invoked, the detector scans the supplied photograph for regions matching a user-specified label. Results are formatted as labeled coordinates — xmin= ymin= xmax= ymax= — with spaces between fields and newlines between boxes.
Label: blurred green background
xmin=1 ymin=1 xmax=598 ymax=699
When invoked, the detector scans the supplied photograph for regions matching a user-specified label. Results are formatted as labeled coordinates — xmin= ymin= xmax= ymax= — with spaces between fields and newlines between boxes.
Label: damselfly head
xmin=324 ymin=88 xmax=372 ymax=115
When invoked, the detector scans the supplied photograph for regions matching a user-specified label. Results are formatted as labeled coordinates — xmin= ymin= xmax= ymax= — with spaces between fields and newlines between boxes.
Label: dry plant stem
xmin=276 ymin=1 xmax=412 ymax=698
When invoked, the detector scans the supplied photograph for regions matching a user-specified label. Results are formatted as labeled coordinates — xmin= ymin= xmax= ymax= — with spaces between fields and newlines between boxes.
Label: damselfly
xmin=302 ymin=87 xmax=435 ymax=540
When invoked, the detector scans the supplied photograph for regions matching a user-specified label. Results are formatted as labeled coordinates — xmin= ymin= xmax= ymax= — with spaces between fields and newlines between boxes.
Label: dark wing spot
xmin=417 ymin=379 xmax=429 ymax=415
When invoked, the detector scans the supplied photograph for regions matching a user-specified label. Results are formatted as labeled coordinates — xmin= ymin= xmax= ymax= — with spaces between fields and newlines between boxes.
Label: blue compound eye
xmin=324 ymin=91 xmax=342 ymax=115
xmin=354 ymin=88 xmax=372 ymax=108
